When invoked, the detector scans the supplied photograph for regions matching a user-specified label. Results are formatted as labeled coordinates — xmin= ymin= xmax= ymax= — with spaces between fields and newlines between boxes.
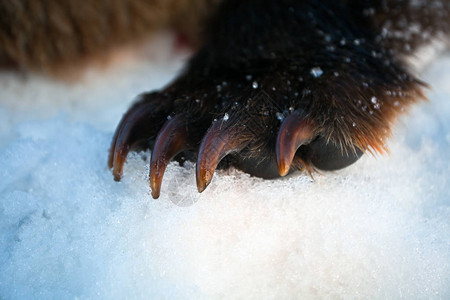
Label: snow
xmin=0 ymin=34 xmax=449 ymax=299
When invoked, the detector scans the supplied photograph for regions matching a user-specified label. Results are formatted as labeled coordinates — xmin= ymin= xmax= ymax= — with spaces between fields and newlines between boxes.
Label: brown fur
xmin=0 ymin=0 xmax=221 ymax=73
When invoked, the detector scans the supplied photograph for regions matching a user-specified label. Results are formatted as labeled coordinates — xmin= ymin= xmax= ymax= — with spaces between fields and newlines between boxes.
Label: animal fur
xmin=0 ymin=0 xmax=220 ymax=72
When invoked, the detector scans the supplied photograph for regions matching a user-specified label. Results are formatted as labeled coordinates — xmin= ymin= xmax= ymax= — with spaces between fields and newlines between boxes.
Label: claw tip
xmin=151 ymin=189 xmax=160 ymax=199
xmin=196 ymin=169 xmax=213 ymax=193
xmin=113 ymin=173 xmax=122 ymax=182
xmin=278 ymin=163 xmax=290 ymax=177
xmin=150 ymin=173 xmax=162 ymax=199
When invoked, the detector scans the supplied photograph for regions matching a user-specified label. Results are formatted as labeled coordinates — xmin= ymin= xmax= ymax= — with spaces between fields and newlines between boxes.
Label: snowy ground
xmin=0 ymin=34 xmax=449 ymax=299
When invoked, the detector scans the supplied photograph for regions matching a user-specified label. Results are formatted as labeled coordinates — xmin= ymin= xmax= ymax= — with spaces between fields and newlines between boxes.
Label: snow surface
xmin=0 ymin=34 xmax=449 ymax=299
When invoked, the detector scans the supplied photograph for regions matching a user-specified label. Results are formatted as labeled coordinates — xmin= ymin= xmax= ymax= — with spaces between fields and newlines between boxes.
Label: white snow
xmin=0 ymin=34 xmax=449 ymax=299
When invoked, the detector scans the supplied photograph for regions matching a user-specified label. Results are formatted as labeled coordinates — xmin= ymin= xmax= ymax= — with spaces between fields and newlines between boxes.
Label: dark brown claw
xmin=276 ymin=110 xmax=316 ymax=176
xmin=149 ymin=114 xmax=191 ymax=199
xmin=196 ymin=118 xmax=249 ymax=193
xmin=108 ymin=94 xmax=167 ymax=181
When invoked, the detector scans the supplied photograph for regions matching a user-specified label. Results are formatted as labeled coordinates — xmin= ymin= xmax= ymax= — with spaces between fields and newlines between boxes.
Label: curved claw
xmin=149 ymin=114 xmax=191 ymax=199
xmin=196 ymin=119 xmax=249 ymax=193
xmin=276 ymin=110 xmax=315 ymax=176
xmin=108 ymin=95 xmax=167 ymax=181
